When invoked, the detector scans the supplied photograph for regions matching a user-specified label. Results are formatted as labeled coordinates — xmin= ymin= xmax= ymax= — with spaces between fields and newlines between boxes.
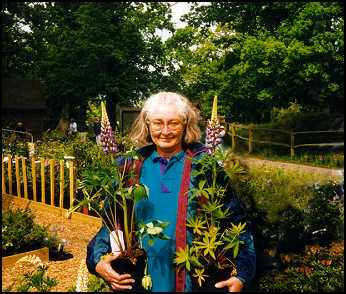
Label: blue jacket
xmin=86 ymin=142 xmax=256 ymax=289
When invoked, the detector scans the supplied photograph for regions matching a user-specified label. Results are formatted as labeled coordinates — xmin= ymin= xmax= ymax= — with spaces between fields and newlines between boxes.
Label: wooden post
xmin=31 ymin=157 xmax=37 ymax=201
xmin=248 ymin=124 xmax=254 ymax=153
xmin=50 ymin=159 xmax=55 ymax=206
xmin=59 ymin=160 xmax=64 ymax=208
xmin=290 ymin=129 xmax=295 ymax=157
xmin=2 ymin=155 xmax=6 ymax=194
xmin=41 ymin=157 xmax=45 ymax=203
xmin=15 ymin=156 xmax=21 ymax=197
xmin=8 ymin=154 xmax=13 ymax=194
xmin=69 ymin=161 xmax=74 ymax=209
xmin=22 ymin=157 xmax=28 ymax=199
xmin=231 ymin=123 xmax=236 ymax=150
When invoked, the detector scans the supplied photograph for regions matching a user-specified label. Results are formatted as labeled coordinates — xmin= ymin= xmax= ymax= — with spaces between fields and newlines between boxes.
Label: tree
xmin=2 ymin=2 xmax=48 ymax=79
xmin=3 ymin=2 xmax=175 ymax=130
xmin=170 ymin=2 xmax=344 ymax=122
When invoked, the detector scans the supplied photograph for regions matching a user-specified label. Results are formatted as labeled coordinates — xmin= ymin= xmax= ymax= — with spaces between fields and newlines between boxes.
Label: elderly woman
xmin=86 ymin=91 xmax=255 ymax=292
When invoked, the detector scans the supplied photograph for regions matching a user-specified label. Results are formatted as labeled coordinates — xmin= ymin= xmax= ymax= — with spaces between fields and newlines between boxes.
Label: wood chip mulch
xmin=2 ymin=198 xmax=101 ymax=292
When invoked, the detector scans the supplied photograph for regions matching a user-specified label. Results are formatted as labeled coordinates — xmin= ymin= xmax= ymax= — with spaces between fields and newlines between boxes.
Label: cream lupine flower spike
xmin=75 ymin=259 xmax=89 ymax=292
xmin=205 ymin=95 xmax=225 ymax=155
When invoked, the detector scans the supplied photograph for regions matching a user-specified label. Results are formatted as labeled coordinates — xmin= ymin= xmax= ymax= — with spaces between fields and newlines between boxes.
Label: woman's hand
xmin=95 ymin=252 xmax=135 ymax=291
xmin=215 ymin=276 xmax=244 ymax=292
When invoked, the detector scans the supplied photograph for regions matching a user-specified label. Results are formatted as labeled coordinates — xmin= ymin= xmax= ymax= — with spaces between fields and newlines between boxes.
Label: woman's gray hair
xmin=130 ymin=91 xmax=202 ymax=146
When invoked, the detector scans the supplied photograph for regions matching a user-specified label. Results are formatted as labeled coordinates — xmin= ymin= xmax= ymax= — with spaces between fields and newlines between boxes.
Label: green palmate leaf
xmin=190 ymin=255 xmax=203 ymax=268
xmin=214 ymin=206 xmax=230 ymax=219
xmin=200 ymin=200 xmax=223 ymax=215
xmin=231 ymin=222 xmax=247 ymax=234
xmin=193 ymin=233 xmax=223 ymax=260
xmin=174 ymin=245 xmax=193 ymax=271
xmin=187 ymin=216 xmax=207 ymax=235
xmin=192 ymin=268 xmax=209 ymax=287
xmin=188 ymin=179 xmax=210 ymax=202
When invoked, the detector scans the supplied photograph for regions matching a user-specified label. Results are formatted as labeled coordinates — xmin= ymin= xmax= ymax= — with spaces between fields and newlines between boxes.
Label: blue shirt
xmin=135 ymin=149 xmax=187 ymax=292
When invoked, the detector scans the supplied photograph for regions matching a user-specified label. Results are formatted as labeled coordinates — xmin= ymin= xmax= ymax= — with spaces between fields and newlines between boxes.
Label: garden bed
xmin=2 ymin=194 xmax=101 ymax=292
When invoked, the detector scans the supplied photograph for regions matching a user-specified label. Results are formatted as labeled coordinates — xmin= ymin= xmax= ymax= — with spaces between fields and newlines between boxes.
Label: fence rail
xmin=228 ymin=123 xmax=344 ymax=157
xmin=2 ymin=154 xmax=76 ymax=210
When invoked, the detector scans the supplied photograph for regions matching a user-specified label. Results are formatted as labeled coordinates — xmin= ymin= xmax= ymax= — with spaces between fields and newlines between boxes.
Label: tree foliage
xmin=2 ymin=2 xmax=344 ymax=128
xmin=2 ymin=2 xmax=174 ymax=129
xmin=171 ymin=2 xmax=344 ymax=123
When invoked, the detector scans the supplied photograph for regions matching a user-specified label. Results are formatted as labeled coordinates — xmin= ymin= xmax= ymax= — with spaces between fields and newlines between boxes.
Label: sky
xmin=157 ymin=2 xmax=211 ymax=41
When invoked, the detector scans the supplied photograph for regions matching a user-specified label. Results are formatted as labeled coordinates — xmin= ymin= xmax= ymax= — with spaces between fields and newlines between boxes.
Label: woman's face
xmin=148 ymin=104 xmax=185 ymax=156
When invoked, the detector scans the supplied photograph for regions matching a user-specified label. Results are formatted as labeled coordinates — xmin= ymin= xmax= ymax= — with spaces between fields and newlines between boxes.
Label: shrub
xmin=2 ymin=205 xmax=60 ymax=256
xmin=270 ymin=101 xmax=303 ymax=123
xmin=304 ymin=182 xmax=344 ymax=247
xmin=258 ymin=242 xmax=344 ymax=292
xmin=87 ymin=274 xmax=110 ymax=292
xmin=2 ymin=131 xmax=29 ymax=157
xmin=230 ymin=165 xmax=344 ymax=253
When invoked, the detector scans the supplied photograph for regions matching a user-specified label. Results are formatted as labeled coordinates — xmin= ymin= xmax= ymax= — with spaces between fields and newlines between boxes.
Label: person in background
xmin=86 ymin=91 xmax=256 ymax=292
xmin=68 ymin=118 xmax=78 ymax=138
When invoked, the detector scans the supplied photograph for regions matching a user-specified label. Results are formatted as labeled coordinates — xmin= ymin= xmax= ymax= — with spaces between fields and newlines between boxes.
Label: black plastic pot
xmin=110 ymin=248 xmax=148 ymax=292
xmin=192 ymin=267 xmax=231 ymax=292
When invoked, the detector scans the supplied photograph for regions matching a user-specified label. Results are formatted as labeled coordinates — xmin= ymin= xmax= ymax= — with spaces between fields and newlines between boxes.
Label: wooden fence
xmin=228 ymin=123 xmax=344 ymax=157
xmin=2 ymin=154 xmax=76 ymax=210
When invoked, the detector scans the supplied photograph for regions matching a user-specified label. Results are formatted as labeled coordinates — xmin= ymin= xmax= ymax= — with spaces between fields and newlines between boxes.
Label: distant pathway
xmin=235 ymin=155 xmax=344 ymax=181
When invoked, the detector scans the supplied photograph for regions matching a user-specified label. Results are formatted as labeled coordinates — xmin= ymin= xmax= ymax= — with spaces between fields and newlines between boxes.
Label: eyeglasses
xmin=149 ymin=120 xmax=184 ymax=132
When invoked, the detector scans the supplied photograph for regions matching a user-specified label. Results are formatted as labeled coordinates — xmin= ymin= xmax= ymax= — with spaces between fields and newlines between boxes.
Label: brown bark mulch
xmin=2 ymin=197 xmax=101 ymax=292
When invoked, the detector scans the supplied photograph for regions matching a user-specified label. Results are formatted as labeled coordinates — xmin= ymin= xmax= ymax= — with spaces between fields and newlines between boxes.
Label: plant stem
xmin=120 ymin=158 xmax=130 ymax=250
xmin=130 ymin=200 xmax=136 ymax=247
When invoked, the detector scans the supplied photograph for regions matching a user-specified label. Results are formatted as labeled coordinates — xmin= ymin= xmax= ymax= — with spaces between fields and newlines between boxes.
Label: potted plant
xmin=173 ymin=148 xmax=247 ymax=291
xmin=174 ymin=96 xmax=248 ymax=291
xmin=67 ymin=102 xmax=170 ymax=291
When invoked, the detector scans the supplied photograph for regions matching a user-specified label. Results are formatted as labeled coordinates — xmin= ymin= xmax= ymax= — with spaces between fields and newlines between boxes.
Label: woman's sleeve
xmin=86 ymin=196 xmax=115 ymax=275
xmin=221 ymin=178 xmax=256 ymax=284
xmin=86 ymin=222 xmax=111 ymax=276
